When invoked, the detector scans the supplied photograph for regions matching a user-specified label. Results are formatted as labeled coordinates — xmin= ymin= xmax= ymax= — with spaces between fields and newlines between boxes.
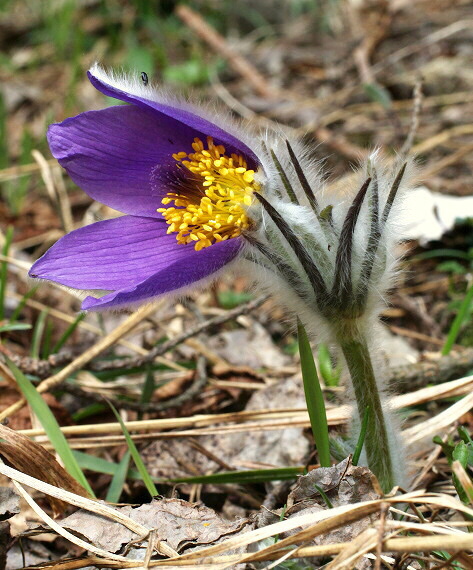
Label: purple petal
xmin=29 ymin=216 xmax=223 ymax=290
xmin=81 ymin=237 xmax=243 ymax=310
xmin=87 ymin=67 xmax=258 ymax=166
xmin=48 ymin=105 xmax=206 ymax=217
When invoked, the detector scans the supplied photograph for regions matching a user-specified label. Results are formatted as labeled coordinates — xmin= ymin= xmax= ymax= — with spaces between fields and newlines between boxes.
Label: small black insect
xmin=141 ymin=72 xmax=149 ymax=86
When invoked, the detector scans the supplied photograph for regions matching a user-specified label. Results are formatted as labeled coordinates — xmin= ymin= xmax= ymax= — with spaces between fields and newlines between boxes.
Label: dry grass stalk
xmin=15 ymin=375 xmax=473 ymax=453
xmin=452 ymin=460 xmax=473 ymax=505
xmin=32 ymin=149 xmax=74 ymax=233
xmin=0 ymin=463 xmax=178 ymax=558
xmin=325 ymin=527 xmax=379 ymax=569
xmin=5 ymin=290 xmax=184 ymax=370
xmin=404 ymin=391 xmax=473 ymax=443
xmin=9 ymin=476 xmax=132 ymax=563
xmin=175 ymin=4 xmax=275 ymax=99
xmin=4 ymin=462 xmax=472 ymax=569
xmin=0 ymin=158 xmax=57 ymax=182
xmin=0 ymin=300 xmax=164 ymax=422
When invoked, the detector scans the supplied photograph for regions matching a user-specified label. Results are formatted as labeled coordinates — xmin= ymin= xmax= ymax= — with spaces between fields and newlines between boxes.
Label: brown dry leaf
xmin=59 ymin=498 xmax=252 ymax=556
xmin=287 ymin=457 xmax=380 ymax=508
xmin=0 ymin=487 xmax=20 ymax=519
xmin=269 ymin=458 xmax=382 ymax=565
xmin=152 ymin=372 xmax=193 ymax=400
xmin=325 ymin=526 xmax=378 ymax=570
xmin=0 ymin=424 xmax=89 ymax=515
xmin=207 ymin=322 xmax=289 ymax=369
xmin=0 ymin=383 xmax=72 ymax=431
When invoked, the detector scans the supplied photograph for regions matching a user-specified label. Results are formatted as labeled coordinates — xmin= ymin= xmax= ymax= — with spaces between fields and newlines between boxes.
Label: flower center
xmin=157 ymin=136 xmax=260 ymax=251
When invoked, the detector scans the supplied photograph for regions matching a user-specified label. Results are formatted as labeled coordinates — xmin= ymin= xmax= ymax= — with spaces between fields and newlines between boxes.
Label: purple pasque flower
xmin=30 ymin=65 xmax=408 ymax=323
xmin=29 ymin=65 xmax=263 ymax=310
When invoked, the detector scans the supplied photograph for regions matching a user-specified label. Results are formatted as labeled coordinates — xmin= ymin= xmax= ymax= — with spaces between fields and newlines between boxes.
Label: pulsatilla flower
xmin=29 ymin=65 xmax=262 ymax=310
xmin=30 ymin=64 xmax=408 ymax=327
xmin=30 ymin=65 xmax=408 ymax=323
xmin=30 ymin=65 xmax=412 ymax=490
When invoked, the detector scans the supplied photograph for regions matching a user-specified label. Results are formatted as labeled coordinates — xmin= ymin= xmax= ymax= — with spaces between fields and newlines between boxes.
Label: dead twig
xmin=314 ymin=126 xmax=369 ymax=162
xmin=2 ymin=294 xmax=269 ymax=378
xmin=0 ymin=302 xmax=164 ymax=422
xmin=32 ymin=150 xmax=74 ymax=233
xmin=400 ymin=78 xmax=423 ymax=159
xmin=389 ymin=348 xmax=473 ymax=393
xmin=175 ymin=4 xmax=275 ymax=99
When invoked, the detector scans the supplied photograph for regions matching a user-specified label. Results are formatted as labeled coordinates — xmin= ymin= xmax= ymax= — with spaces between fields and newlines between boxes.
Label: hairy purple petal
xmin=81 ymin=238 xmax=243 ymax=310
xmin=87 ymin=67 xmax=258 ymax=166
xmin=48 ymin=105 xmax=207 ymax=217
xmin=29 ymin=216 xmax=216 ymax=290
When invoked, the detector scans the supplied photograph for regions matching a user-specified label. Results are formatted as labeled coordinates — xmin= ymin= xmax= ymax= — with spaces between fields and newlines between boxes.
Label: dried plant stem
xmin=175 ymin=4 xmax=275 ymax=99
xmin=339 ymin=335 xmax=394 ymax=492
xmin=0 ymin=301 xmax=163 ymax=422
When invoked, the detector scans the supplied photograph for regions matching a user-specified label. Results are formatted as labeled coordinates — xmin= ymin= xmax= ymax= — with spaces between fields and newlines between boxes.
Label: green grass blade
xmin=0 ymin=226 xmax=14 ymax=321
xmin=138 ymin=366 xmax=155 ymax=421
xmin=167 ymin=466 xmax=305 ymax=485
xmin=41 ymin=320 xmax=54 ymax=360
xmin=105 ymin=450 xmax=131 ymax=503
xmin=0 ymin=323 xmax=32 ymax=333
xmin=52 ymin=312 xmax=86 ymax=354
xmin=432 ymin=550 xmax=464 ymax=569
xmin=140 ymin=366 xmax=155 ymax=405
xmin=6 ymin=358 xmax=94 ymax=497
xmin=317 ymin=344 xmax=340 ymax=387
xmin=108 ymin=401 xmax=158 ymax=498
xmin=313 ymin=483 xmax=333 ymax=508
xmin=73 ymin=451 xmax=305 ymax=485
xmin=415 ymin=248 xmax=471 ymax=261
xmin=73 ymin=450 xmax=119 ymax=475
xmin=72 ymin=402 xmax=108 ymax=422
xmin=442 ymin=282 xmax=473 ymax=355
xmin=352 ymin=406 xmax=370 ymax=466
xmin=297 ymin=318 xmax=331 ymax=467
xmin=30 ymin=309 xmax=49 ymax=359
xmin=9 ymin=286 xmax=38 ymax=324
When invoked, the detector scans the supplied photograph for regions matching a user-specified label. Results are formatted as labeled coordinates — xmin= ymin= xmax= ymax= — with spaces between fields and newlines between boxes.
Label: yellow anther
xmin=158 ymin=137 xmax=260 ymax=250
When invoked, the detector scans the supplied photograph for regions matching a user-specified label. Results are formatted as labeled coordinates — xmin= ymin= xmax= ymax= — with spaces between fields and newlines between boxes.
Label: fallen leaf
xmin=0 ymin=487 xmax=20 ymax=520
xmin=0 ymin=424 xmax=90 ymax=515
xmin=275 ymin=458 xmax=383 ymax=564
xmin=207 ymin=322 xmax=289 ymax=369
xmin=287 ymin=457 xmax=380 ymax=510
xmin=59 ymin=498 xmax=252 ymax=556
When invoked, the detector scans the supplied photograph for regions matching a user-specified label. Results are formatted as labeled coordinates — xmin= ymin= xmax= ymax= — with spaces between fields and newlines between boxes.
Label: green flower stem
xmin=339 ymin=335 xmax=394 ymax=492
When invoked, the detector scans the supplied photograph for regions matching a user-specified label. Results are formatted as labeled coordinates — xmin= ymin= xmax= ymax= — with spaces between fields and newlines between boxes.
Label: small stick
xmin=0 ymin=301 xmax=164 ymax=422
xmin=0 ymin=158 xmax=57 ymax=183
xmin=314 ymin=127 xmax=369 ymax=161
xmin=374 ymin=503 xmax=389 ymax=570
xmin=175 ymin=4 xmax=275 ymax=99
xmin=400 ymin=78 xmax=423 ymax=158
xmin=2 ymin=295 xmax=269 ymax=378
xmin=32 ymin=150 xmax=74 ymax=233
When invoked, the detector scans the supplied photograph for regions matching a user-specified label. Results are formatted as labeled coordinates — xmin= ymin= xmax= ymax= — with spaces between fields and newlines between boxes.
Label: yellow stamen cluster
xmin=157 ymin=137 xmax=260 ymax=251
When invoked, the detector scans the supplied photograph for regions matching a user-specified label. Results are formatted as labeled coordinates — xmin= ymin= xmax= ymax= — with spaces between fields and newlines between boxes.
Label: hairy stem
xmin=339 ymin=334 xmax=395 ymax=492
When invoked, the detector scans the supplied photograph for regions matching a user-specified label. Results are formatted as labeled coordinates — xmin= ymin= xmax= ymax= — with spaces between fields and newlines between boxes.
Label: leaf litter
xmin=2 ymin=0 xmax=473 ymax=568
